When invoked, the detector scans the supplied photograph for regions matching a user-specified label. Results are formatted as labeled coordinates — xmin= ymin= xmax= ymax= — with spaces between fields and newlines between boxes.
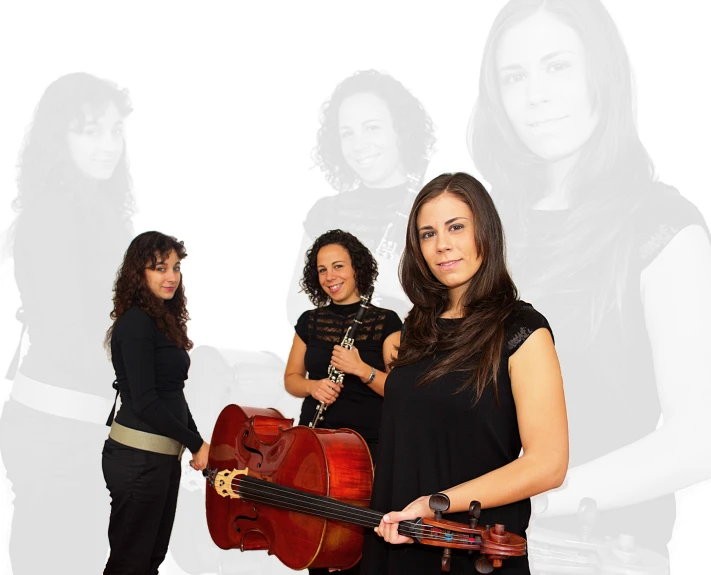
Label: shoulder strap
xmin=105 ymin=379 xmax=120 ymax=426
xmin=5 ymin=308 xmax=27 ymax=381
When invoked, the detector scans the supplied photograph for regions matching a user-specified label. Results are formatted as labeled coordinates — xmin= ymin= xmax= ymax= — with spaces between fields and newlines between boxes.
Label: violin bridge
xmin=213 ymin=468 xmax=248 ymax=499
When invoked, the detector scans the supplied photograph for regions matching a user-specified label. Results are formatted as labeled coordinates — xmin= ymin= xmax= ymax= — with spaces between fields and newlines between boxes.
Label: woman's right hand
xmin=190 ymin=441 xmax=210 ymax=471
xmin=309 ymin=378 xmax=341 ymax=405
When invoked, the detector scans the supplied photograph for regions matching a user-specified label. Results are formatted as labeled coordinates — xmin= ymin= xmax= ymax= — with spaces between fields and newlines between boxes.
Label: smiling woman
xmin=286 ymin=70 xmax=436 ymax=323
xmin=284 ymin=229 xmax=403 ymax=575
xmin=102 ymin=231 xmax=210 ymax=574
xmin=362 ymin=172 xmax=568 ymax=575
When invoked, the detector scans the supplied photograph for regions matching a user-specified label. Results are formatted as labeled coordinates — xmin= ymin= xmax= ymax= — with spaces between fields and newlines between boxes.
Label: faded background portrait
xmin=0 ymin=1 xmax=709 ymax=574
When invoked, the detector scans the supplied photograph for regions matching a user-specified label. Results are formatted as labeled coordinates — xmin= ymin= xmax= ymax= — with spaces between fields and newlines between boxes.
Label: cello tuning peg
xmin=475 ymin=556 xmax=494 ymax=574
xmin=468 ymin=500 xmax=481 ymax=528
xmin=440 ymin=548 xmax=451 ymax=572
xmin=577 ymin=497 xmax=597 ymax=543
xmin=428 ymin=492 xmax=450 ymax=521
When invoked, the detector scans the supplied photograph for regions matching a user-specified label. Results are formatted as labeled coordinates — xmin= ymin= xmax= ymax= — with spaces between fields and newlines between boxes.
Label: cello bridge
xmin=214 ymin=468 xmax=248 ymax=499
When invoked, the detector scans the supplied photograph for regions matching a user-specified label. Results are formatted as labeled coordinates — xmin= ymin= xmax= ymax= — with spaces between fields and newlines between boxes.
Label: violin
xmin=203 ymin=404 xmax=527 ymax=573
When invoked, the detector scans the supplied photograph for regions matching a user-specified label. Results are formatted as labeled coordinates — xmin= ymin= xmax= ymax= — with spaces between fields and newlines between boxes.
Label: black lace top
xmin=295 ymin=301 xmax=402 ymax=446
xmin=361 ymin=301 xmax=551 ymax=574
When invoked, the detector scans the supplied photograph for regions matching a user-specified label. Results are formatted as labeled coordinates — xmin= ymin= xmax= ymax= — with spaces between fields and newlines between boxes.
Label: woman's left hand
xmin=330 ymin=345 xmax=367 ymax=378
xmin=375 ymin=495 xmax=434 ymax=545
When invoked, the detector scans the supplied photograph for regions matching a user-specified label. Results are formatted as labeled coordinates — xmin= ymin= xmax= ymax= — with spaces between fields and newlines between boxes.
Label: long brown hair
xmin=468 ymin=0 xmax=655 ymax=343
xmin=392 ymin=173 xmax=519 ymax=402
xmin=105 ymin=231 xmax=193 ymax=351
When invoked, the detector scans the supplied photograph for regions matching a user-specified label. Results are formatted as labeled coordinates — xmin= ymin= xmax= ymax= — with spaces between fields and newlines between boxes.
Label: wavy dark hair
xmin=468 ymin=0 xmax=655 ymax=341
xmin=105 ymin=231 xmax=193 ymax=350
xmin=393 ymin=173 xmax=519 ymax=402
xmin=300 ymin=229 xmax=379 ymax=307
xmin=12 ymin=72 xmax=135 ymax=217
xmin=312 ymin=70 xmax=436 ymax=192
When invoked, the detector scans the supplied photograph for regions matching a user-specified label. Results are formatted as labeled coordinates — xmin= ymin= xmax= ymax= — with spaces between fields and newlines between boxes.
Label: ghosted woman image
xmin=469 ymin=0 xmax=711 ymax=570
xmin=287 ymin=70 xmax=436 ymax=323
xmin=0 ymin=72 xmax=135 ymax=574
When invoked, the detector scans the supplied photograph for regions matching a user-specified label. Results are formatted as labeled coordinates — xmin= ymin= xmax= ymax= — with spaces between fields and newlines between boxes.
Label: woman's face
xmin=495 ymin=11 xmax=599 ymax=161
xmin=67 ymin=101 xmax=125 ymax=180
xmin=338 ymin=92 xmax=406 ymax=188
xmin=316 ymin=243 xmax=360 ymax=305
xmin=145 ymin=250 xmax=181 ymax=301
xmin=417 ymin=193 xmax=482 ymax=297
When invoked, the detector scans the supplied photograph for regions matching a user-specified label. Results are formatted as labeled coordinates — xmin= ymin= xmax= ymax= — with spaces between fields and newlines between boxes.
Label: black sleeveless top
xmin=361 ymin=301 xmax=551 ymax=574
xmin=509 ymin=183 xmax=709 ymax=553
xmin=303 ymin=183 xmax=412 ymax=318
xmin=295 ymin=301 xmax=402 ymax=444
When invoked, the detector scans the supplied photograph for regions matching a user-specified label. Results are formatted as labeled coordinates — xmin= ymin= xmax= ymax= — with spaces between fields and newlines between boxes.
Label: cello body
xmin=206 ymin=403 xmax=373 ymax=571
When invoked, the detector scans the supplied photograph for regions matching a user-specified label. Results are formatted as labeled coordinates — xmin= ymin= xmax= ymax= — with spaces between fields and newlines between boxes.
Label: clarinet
xmin=371 ymin=173 xmax=421 ymax=306
xmin=375 ymin=172 xmax=422 ymax=261
xmin=308 ymin=290 xmax=372 ymax=429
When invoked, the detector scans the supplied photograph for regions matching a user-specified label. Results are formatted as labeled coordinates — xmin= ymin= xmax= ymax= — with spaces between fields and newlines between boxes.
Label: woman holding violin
xmin=362 ymin=172 xmax=569 ymax=574
xmin=284 ymin=228 xmax=402 ymax=574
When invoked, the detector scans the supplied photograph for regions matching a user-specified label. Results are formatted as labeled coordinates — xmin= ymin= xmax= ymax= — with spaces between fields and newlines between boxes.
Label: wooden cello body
xmin=205 ymin=403 xmax=373 ymax=571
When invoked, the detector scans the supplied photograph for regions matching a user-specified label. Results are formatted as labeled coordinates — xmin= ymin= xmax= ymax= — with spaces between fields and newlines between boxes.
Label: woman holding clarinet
xmin=284 ymin=229 xmax=402 ymax=575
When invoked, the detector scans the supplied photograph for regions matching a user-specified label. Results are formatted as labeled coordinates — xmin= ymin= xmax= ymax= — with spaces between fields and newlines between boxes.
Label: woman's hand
xmin=330 ymin=345 xmax=368 ymax=379
xmin=190 ymin=441 xmax=210 ymax=471
xmin=374 ymin=495 xmax=434 ymax=545
xmin=309 ymin=378 xmax=341 ymax=405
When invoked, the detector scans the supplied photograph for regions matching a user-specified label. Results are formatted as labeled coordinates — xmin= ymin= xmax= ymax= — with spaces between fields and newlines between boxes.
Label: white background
xmin=0 ymin=1 xmax=709 ymax=573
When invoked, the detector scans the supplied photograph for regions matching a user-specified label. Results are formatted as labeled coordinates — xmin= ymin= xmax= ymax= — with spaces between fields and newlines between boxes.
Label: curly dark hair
xmin=299 ymin=229 xmax=379 ymax=307
xmin=312 ymin=70 xmax=436 ymax=192
xmin=105 ymin=231 xmax=193 ymax=350
xmin=12 ymin=72 xmax=135 ymax=217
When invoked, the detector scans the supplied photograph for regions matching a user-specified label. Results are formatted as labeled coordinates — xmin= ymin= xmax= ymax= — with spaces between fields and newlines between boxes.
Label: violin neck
xmin=238 ymin=475 xmax=414 ymax=532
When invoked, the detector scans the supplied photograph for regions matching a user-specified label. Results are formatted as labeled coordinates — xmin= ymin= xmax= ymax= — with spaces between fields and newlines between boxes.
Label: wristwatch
xmin=365 ymin=366 xmax=376 ymax=384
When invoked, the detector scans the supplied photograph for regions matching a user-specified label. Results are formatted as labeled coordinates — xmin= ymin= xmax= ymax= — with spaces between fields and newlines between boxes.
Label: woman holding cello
xmin=363 ymin=172 xmax=569 ymax=574
xmin=284 ymin=228 xmax=402 ymax=575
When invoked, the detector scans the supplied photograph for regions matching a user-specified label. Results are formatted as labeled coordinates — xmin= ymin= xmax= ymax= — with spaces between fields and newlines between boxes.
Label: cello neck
xmin=235 ymin=475 xmax=424 ymax=538
xmin=237 ymin=475 xmax=381 ymax=528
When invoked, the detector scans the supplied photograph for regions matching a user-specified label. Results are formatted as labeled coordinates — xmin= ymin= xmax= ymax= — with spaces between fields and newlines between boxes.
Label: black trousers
xmin=102 ymin=438 xmax=181 ymax=575
xmin=0 ymin=399 xmax=110 ymax=575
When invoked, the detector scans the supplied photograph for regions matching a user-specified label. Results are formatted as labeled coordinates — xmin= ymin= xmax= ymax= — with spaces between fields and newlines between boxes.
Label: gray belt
xmin=109 ymin=420 xmax=185 ymax=459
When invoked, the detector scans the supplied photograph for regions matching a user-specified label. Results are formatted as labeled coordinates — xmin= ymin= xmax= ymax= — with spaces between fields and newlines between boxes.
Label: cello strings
xmin=222 ymin=477 xmax=480 ymax=545
xmin=232 ymin=490 xmax=474 ymax=544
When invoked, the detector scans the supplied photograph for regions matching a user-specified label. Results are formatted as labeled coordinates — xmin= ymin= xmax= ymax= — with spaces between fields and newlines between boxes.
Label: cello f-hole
xmin=234 ymin=506 xmax=259 ymax=533
xmin=242 ymin=429 xmax=264 ymax=468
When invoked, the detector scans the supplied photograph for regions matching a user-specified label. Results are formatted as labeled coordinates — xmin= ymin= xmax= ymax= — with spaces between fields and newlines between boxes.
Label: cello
xmin=204 ymin=404 xmax=527 ymax=573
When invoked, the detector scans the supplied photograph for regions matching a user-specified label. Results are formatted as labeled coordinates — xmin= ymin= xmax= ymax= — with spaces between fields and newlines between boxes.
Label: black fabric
xmin=303 ymin=183 xmax=412 ymax=318
xmin=111 ymin=306 xmax=203 ymax=453
xmin=0 ymin=399 xmax=110 ymax=575
xmin=0 ymin=187 xmax=132 ymax=575
xmin=303 ymin=184 xmax=409 ymax=251
xmin=515 ymin=184 xmax=708 ymax=553
xmin=102 ymin=438 xmax=182 ymax=574
xmin=295 ymin=301 xmax=402 ymax=444
xmin=361 ymin=301 xmax=551 ymax=575
xmin=10 ymin=191 xmax=131 ymax=394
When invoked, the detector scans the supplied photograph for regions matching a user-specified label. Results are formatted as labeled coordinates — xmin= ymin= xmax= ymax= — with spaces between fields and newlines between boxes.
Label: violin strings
xmin=219 ymin=477 xmax=479 ymax=545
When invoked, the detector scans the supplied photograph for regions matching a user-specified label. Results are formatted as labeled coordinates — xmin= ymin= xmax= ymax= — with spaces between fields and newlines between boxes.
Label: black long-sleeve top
xmin=110 ymin=306 xmax=203 ymax=453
